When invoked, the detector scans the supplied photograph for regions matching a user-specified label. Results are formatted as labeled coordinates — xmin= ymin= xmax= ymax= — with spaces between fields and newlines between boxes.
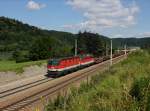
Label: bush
xmin=130 ymin=77 xmax=150 ymax=110
xmin=29 ymin=37 xmax=54 ymax=61
xmin=13 ymin=50 xmax=29 ymax=63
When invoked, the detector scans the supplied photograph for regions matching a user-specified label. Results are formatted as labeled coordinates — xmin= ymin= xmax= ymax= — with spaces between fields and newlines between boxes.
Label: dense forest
xmin=0 ymin=17 xmax=109 ymax=62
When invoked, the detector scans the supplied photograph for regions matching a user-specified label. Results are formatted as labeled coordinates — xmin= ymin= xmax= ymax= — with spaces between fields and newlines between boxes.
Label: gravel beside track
xmin=0 ymin=64 xmax=47 ymax=86
xmin=0 ymin=77 xmax=54 ymax=98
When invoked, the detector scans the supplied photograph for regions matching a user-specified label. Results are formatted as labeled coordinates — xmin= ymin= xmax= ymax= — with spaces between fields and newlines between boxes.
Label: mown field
xmin=0 ymin=60 xmax=46 ymax=73
xmin=45 ymin=51 xmax=150 ymax=111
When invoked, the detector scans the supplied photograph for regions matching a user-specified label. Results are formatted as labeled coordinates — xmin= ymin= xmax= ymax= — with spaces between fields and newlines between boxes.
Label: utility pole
xmin=110 ymin=39 xmax=113 ymax=66
xmin=124 ymin=44 xmax=127 ymax=57
xmin=106 ymin=43 xmax=108 ymax=56
xmin=117 ymin=47 xmax=120 ymax=54
xmin=75 ymin=39 xmax=77 ymax=56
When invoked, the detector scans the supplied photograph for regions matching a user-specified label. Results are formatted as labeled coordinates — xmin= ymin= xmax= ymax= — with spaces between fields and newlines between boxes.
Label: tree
xmin=13 ymin=50 xmax=29 ymax=63
xmin=29 ymin=37 xmax=54 ymax=60
xmin=77 ymin=31 xmax=106 ymax=56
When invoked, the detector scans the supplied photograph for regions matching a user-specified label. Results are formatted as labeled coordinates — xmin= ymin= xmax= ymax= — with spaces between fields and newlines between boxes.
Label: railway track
xmin=0 ymin=78 xmax=54 ymax=98
xmin=0 ymin=55 xmax=125 ymax=111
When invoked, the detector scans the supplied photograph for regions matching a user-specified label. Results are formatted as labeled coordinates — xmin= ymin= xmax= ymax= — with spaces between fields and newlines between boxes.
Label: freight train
xmin=47 ymin=52 xmax=125 ymax=77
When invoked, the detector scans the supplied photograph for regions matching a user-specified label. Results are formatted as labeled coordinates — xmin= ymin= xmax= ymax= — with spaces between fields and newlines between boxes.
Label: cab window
xmin=48 ymin=60 xmax=59 ymax=66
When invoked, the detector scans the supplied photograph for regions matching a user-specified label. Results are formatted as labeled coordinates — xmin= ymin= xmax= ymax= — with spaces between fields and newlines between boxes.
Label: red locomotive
xmin=47 ymin=55 xmax=94 ymax=77
xmin=47 ymin=51 xmax=127 ymax=77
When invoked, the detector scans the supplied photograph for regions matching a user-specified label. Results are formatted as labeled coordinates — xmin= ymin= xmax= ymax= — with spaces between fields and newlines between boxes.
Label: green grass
xmin=0 ymin=60 xmax=46 ymax=73
xmin=45 ymin=51 xmax=150 ymax=111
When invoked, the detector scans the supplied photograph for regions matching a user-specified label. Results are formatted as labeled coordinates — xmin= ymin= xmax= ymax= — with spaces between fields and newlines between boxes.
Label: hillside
xmin=0 ymin=17 xmax=109 ymax=62
xmin=112 ymin=37 xmax=150 ymax=48
xmin=0 ymin=16 xmax=75 ymax=50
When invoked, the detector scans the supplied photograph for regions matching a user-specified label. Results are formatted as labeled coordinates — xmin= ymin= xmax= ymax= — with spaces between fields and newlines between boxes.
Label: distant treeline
xmin=0 ymin=17 xmax=109 ymax=62
xmin=112 ymin=38 xmax=150 ymax=49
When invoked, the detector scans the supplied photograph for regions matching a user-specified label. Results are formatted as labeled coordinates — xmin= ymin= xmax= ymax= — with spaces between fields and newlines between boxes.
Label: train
xmin=46 ymin=52 xmax=126 ymax=77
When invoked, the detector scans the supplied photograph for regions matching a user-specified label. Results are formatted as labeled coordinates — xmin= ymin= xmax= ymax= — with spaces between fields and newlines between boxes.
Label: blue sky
xmin=0 ymin=0 xmax=150 ymax=38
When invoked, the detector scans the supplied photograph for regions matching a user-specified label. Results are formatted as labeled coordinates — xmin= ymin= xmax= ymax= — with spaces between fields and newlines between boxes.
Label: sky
xmin=0 ymin=0 xmax=150 ymax=38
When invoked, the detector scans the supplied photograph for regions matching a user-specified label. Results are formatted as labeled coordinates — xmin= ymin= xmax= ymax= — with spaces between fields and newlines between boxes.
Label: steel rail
xmin=0 ymin=78 xmax=54 ymax=98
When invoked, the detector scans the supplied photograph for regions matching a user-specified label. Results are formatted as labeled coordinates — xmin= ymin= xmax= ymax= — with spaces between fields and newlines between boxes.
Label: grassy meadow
xmin=46 ymin=51 xmax=150 ymax=111
xmin=0 ymin=60 xmax=46 ymax=73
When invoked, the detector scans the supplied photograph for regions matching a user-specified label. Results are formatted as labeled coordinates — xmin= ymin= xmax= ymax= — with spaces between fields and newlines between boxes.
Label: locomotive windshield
xmin=48 ymin=59 xmax=59 ymax=66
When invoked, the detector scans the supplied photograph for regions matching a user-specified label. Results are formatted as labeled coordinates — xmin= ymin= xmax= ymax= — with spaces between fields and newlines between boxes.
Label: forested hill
xmin=112 ymin=37 xmax=150 ymax=48
xmin=0 ymin=16 xmax=75 ymax=46
xmin=0 ymin=17 xmax=109 ymax=62
xmin=1 ymin=17 xmax=148 ymax=62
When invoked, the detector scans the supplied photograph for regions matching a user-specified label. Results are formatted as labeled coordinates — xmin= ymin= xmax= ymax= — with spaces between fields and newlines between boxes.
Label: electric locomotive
xmin=47 ymin=55 xmax=94 ymax=77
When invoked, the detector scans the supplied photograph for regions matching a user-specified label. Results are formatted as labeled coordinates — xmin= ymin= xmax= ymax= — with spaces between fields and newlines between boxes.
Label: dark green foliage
xmin=0 ymin=17 xmax=109 ymax=62
xmin=46 ymin=95 xmax=65 ymax=111
xmin=147 ymin=48 xmax=150 ymax=54
xmin=130 ymin=77 xmax=150 ymax=101
xmin=77 ymin=32 xmax=108 ymax=56
xmin=130 ymin=77 xmax=150 ymax=110
xmin=13 ymin=50 xmax=29 ymax=63
xmin=29 ymin=37 xmax=53 ymax=60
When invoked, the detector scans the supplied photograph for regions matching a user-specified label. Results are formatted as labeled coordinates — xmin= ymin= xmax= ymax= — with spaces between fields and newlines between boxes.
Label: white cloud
xmin=114 ymin=34 xmax=123 ymax=38
xmin=27 ymin=0 xmax=46 ymax=10
xmin=63 ymin=0 xmax=139 ymax=31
